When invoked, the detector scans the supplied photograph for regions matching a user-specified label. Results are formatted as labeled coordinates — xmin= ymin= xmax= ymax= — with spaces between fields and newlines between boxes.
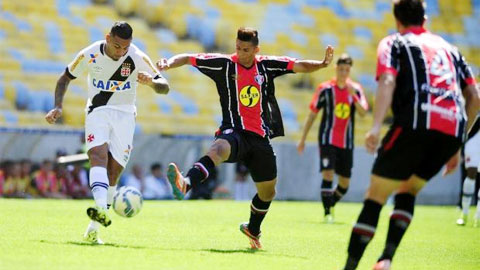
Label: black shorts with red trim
xmin=372 ymin=126 xmax=462 ymax=181
xmin=215 ymin=129 xmax=276 ymax=182
xmin=319 ymin=144 xmax=353 ymax=178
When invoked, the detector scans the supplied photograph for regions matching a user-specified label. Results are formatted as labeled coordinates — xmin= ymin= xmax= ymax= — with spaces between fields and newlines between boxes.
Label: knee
xmin=208 ymin=141 xmax=230 ymax=161
xmin=259 ymin=188 xmax=276 ymax=201
xmin=88 ymin=148 xmax=108 ymax=166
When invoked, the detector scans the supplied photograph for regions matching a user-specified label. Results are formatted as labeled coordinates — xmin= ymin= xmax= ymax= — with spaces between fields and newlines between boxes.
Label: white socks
xmin=107 ymin=185 xmax=117 ymax=209
xmin=476 ymin=189 xmax=480 ymax=219
xmin=89 ymin=166 xmax=109 ymax=210
xmin=461 ymin=177 xmax=476 ymax=215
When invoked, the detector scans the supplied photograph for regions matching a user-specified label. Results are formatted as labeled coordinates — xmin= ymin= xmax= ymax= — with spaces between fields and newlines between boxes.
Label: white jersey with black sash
xmin=65 ymin=40 xmax=161 ymax=114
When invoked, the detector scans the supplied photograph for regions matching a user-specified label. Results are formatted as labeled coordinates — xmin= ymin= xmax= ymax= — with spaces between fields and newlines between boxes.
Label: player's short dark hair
xmin=337 ymin=53 xmax=353 ymax=66
xmin=151 ymin=163 xmax=162 ymax=171
xmin=110 ymin=21 xmax=133 ymax=39
xmin=393 ymin=0 xmax=425 ymax=27
xmin=237 ymin=27 xmax=259 ymax=46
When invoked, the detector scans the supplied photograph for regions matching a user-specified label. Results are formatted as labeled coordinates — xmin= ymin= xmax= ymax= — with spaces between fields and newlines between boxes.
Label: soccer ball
xmin=113 ymin=186 xmax=143 ymax=218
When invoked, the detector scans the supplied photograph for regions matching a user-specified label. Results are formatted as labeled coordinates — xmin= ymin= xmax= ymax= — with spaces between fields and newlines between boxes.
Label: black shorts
xmin=372 ymin=126 xmax=462 ymax=181
xmin=319 ymin=144 xmax=353 ymax=178
xmin=216 ymin=129 xmax=276 ymax=182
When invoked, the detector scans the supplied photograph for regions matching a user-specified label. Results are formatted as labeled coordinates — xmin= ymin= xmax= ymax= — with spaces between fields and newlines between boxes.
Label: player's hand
xmin=297 ymin=140 xmax=306 ymax=154
xmin=365 ymin=126 xmax=381 ymax=154
xmin=137 ymin=71 xmax=153 ymax=85
xmin=442 ymin=150 xmax=461 ymax=177
xmin=347 ymin=83 xmax=357 ymax=96
xmin=323 ymin=45 xmax=335 ymax=66
xmin=45 ymin=107 xmax=62 ymax=124
xmin=156 ymin=58 xmax=170 ymax=71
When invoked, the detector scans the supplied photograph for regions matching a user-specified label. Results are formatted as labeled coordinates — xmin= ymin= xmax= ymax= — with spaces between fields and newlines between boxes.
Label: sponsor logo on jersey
xmin=92 ymin=78 xmax=131 ymax=91
xmin=70 ymin=54 xmax=84 ymax=72
xmin=334 ymin=103 xmax=350 ymax=119
xmin=121 ymin=63 xmax=131 ymax=77
xmin=142 ymin=56 xmax=157 ymax=74
xmin=239 ymin=85 xmax=260 ymax=107
xmin=89 ymin=53 xmax=99 ymax=64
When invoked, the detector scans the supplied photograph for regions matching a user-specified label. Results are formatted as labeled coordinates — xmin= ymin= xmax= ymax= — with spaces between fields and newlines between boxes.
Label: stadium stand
xmin=0 ymin=0 xmax=478 ymax=145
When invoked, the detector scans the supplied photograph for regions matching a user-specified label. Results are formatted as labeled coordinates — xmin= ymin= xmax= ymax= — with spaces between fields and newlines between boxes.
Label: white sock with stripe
xmin=89 ymin=166 xmax=109 ymax=210
xmin=462 ymin=177 xmax=475 ymax=215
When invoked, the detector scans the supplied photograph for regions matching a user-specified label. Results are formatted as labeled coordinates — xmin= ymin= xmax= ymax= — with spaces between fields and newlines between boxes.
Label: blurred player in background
xmin=458 ymin=113 xmax=480 ymax=227
xmin=45 ymin=21 xmax=169 ymax=244
xmin=157 ymin=27 xmax=334 ymax=249
xmin=297 ymin=53 xmax=368 ymax=223
xmin=341 ymin=1 xmax=480 ymax=269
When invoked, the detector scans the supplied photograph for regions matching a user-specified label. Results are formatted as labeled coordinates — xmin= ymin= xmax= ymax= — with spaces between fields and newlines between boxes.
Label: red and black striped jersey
xmin=376 ymin=26 xmax=477 ymax=139
xmin=309 ymin=78 xmax=368 ymax=149
xmin=190 ymin=53 xmax=296 ymax=138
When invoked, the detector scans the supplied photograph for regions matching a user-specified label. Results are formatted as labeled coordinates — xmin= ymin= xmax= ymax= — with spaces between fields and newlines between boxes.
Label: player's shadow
xmin=203 ymin=248 xmax=263 ymax=254
xmin=203 ymin=248 xmax=308 ymax=260
xmin=36 ymin=240 xmax=147 ymax=249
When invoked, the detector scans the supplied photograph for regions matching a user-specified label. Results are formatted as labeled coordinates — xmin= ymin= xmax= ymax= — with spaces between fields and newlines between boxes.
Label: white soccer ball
xmin=113 ymin=186 xmax=143 ymax=218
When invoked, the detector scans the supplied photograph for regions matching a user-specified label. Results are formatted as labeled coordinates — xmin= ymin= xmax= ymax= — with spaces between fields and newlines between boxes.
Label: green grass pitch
xmin=0 ymin=199 xmax=478 ymax=270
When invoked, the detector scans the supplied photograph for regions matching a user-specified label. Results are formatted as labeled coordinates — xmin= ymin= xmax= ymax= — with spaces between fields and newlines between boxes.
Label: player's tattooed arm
xmin=293 ymin=45 xmax=334 ymax=73
xmin=463 ymin=83 xmax=480 ymax=131
xmin=137 ymin=71 xmax=170 ymax=94
xmin=45 ymin=72 xmax=72 ymax=124
xmin=156 ymin=54 xmax=193 ymax=71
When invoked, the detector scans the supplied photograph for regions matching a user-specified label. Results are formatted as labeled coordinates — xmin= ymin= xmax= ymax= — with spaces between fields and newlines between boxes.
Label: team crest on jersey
xmin=254 ymin=74 xmax=264 ymax=85
xmin=334 ymin=103 xmax=351 ymax=119
xmin=121 ymin=63 xmax=131 ymax=77
xmin=89 ymin=53 xmax=99 ymax=64
xmin=87 ymin=134 xmax=95 ymax=143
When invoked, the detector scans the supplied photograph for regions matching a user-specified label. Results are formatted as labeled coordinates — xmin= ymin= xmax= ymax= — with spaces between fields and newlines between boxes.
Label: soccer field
xmin=1 ymin=199 xmax=478 ymax=270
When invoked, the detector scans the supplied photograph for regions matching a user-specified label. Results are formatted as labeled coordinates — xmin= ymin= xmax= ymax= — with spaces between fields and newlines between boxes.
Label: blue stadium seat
xmin=13 ymin=82 xmax=31 ymax=110
xmin=156 ymin=96 xmax=172 ymax=114
xmin=155 ymin=29 xmax=178 ymax=44
xmin=320 ymin=33 xmax=338 ymax=47
xmin=1 ymin=110 xmax=19 ymax=124
xmin=169 ymin=90 xmax=198 ymax=115
xmin=45 ymin=22 xmax=65 ymax=54
xmin=346 ymin=45 xmax=364 ymax=60
xmin=354 ymin=26 xmax=373 ymax=40
xmin=1 ymin=11 xmax=32 ymax=32
xmin=89 ymin=27 xmax=104 ymax=43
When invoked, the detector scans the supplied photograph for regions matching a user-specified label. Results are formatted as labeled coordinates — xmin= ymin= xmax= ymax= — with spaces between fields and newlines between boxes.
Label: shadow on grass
xmin=203 ymin=248 xmax=308 ymax=260
xmin=36 ymin=240 xmax=147 ymax=249
xmin=203 ymin=248 xmax=263 ymax=254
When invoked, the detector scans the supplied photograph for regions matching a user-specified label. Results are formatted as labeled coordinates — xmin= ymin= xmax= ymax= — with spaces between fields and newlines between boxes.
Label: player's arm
xmin=137 ymin=72 xmax=169 ymax=94
xmin=292 ymin=46 xmax=334 ymax=73
xmin=347 ymin=86 xmax=369 ymax=117
xmin=365 ymin=73 xmax=396 ymax=154
xmin=297 ymin=111 xmax=319 ymax=154
xmin=45 ymin=71 xmax=74 ymax=124
xmin=156 ymin=54 xmax=194 ymax=71
xmin=463 ymin=83 xmax=480 ymax=131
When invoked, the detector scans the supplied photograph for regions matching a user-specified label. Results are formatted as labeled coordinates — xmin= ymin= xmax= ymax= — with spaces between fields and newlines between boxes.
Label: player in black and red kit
xmin=297 ymin=54 xmax=368 ymax=222
xmin=157 ymin=27 xmax=334 ymax=249
xmin=342 ymin=1 xmax=480 ymax=270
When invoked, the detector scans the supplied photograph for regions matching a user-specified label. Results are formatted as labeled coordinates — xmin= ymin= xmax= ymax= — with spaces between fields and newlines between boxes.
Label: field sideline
xmin=0 ymin=199 xmax=478 ymax=270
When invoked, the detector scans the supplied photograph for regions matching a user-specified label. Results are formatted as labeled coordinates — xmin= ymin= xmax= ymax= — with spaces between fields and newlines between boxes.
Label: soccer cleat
xmin=87 ymin=206 xmax=112 ymax=227
xmin=167 ymin=163 xmax=188 ymax=200
xmin=83 ymin=229 xmax=104 ymax=245
xmin=456 ymin=213 xmax=467 ymax=226
xmin=373 ymin=259 xmax=391 ymax=270
xmin=324 ymin=207 xmax=335 ymax=223
xmin=239 ymin=222 xmax=262 ymax=249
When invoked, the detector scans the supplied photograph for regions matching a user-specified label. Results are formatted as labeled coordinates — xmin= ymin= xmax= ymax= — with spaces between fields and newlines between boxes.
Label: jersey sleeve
xmin=66 ymin=49 xmax=88 ymax=79
xmin=452 ymin=49 xmax=477 ymax=89
xmin=137 ymin=51 xmax=163 ymax=79
xmin=309 ymin=85 xmax=327 ymax=113
xmin=351 ymin=82 xmax=369 ymax=110
xmin=376 ymin=35 xmax=400 ymax=81
xmin=259 ymin=56 xmax=296 ymax=78
xmin=189 ymin=53 xmax=227 ymax=78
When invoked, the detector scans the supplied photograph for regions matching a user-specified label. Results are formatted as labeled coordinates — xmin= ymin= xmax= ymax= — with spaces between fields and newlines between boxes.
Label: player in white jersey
xmin=458 ymin=112 xmax=480 ymax=227
xmin=45 ymin=22 xmax=169 ymax=244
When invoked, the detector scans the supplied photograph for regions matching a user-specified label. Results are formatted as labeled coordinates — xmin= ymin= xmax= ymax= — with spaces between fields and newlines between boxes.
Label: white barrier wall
xmin=0 ymin=128 xmax=461 ymax=204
